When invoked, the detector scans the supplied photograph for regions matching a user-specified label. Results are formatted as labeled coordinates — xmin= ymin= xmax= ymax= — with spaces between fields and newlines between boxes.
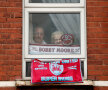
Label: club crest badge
xmin=61 ymin=34 xmax=74 ymax=46
xmin=49 ymin=63 xmax=64 ymax=76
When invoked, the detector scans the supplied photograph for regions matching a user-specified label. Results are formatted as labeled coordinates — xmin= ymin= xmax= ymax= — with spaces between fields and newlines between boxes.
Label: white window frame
xmin=24 ymin=8 xmax=86 ymax=59
xmin=23 ymin=0 xmax=87 ymax=80
xmin=25 ymin=0 xmax=85 ymax=8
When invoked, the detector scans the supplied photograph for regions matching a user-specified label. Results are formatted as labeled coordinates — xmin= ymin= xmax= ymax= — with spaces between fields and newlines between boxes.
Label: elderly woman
xmin=51 ymin=31 xmax=64 ymax=45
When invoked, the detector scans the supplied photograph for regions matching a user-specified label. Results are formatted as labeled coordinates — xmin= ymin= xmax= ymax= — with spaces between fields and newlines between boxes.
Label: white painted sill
xmin=15 ymin=80 xmax=93 ymax=86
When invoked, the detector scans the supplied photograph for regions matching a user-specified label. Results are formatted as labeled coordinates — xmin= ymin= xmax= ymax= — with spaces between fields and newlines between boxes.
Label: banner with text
xmin=31 ymin=59 xmax=83 ymax=83
xmin=29 ymin=45 xmax=80 ymax=55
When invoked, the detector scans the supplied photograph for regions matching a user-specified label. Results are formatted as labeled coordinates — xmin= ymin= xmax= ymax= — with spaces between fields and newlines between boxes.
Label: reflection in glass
xmin=30 ymin=0 xmax=80 ymax=3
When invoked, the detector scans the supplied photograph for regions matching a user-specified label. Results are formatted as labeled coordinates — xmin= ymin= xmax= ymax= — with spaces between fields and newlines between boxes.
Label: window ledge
xmin=15 ymin=80 xmax=93 ymax=86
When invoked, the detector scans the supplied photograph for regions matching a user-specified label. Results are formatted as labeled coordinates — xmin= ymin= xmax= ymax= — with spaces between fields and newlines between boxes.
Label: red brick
xmin=7 ymin=8 xmax=22 ymax=12
xmin=0 ymin=8 xmax=7 ymax=12
xmin=7 ymin=2 xmax=22 ymax=7
xmin=88 ymin=70 xmax=103 ymax=75
xmin=8 ymin=61 xmax=22 ymax=65
xmin=0 ymin=55 xmax=15 ymax=61
xmin=3 ymin=23 xmax=22 ymax=28
xmin=15 ymin=54 xmax=22 ymax=60
xmin=88 ymin=76 xmax=96 ymax=80
xmin=102 ymin=28 xmax=108 ymax=32
xmin=88 ymin=54 xmax=101 ymax=60
xmin=87 ymin=12 xmax=108 ymax=17
xmin=14 ymin=65 xmax=22 ymax=71
xmin=88 ymin=61 xmax=103 ymax=65
xmin=88 ymin=49 xmax=108 ymax=54
xmin=15 ymin=76 xmax=22 ymax=80
xmin=0 ymin=33 xmax=22 ymax=39
xmin=87 ymin=28 xmax=102 ymax=33
xmin=2 ymin=12 xmax=14 ymax=18
xmin=10 ymin=34 xmax=22 ymax=39
xmin=0 ymin=49 xmax=22 ymax=55
xmin=94 ymin=87 xmax=108 ymax=90
xmin=96 ymin=76 xmax=108 ymax=80
xmin=87 ymin=2 xmax=108 ymax=7
xmin=97 ymin=87 xmax=108 ymax=90
xmin=103 ymin=71 xmax=108 ymax=75
xmin=0 ymin=29 xmax=22 ymax=33
xmin=88 ymin=65 xmax=97 ymax=70
xmin=0 ymin=72 xmax=7 ymax=76
xmin=88 ymin=33 xmax=108 ymax=38
xmin=0 ymin=76 xmax=10 ymax=81
xmin=0 ymin=60 xmax=9 ymax=65
xmin=87 ymin=28 xmax=108 ymax=33
xmin=14 ymin=13 xmax=22 ymax=18
xmin=0 ymin=87 xmax=16 ymax=90
xmin=0 ymin=44 xmax=22 ymax=49
xmin=87 ymin=0 xmax=108 ymax=1
xmin=104 ymin=60 xmax=108 ymax=65
xmin=87 ymin=7 xmax=103 ymax=12
xmin=88 ymin=38 xmax=108 ymax=44
xmin=103 ymin=7 xmax=108 ymax=12
xmin=88 ymin=44 xmax=108 ymax=49
xmin=1 ymin=65 xmax=14 ymax=71
xmin=0 ymin=18 xmax=6 ymax=23
xmin=101 ymin=23 xmax=108 ymax=27
xmin=0 ymin=1 xmax=7 ymax=7
xmin=0 ymin=0 xmax=7 ymax=1
xmin=87 ymin=17 xmax=108 ymax=22
xmin=0 ymin=34 xmax=10 ymax=39
xmin=0 ymin=24 xmax=3 ymax=28
xmin=7 ymin=71 xmax=21 ymax=76
xmin=88 ymin=65 xmax=108 ymax=70
xmin=0 ymin=39 xmax=22 ymax=44
xmin=7 ymin=0 xmax=22 ymax=2
xmin=87 ymin=22 xmax=101 ymax=27
xmin=7 ymin=18 xmax=22 ymax=22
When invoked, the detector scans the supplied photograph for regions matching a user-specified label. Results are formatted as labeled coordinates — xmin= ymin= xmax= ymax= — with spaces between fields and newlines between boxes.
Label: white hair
xmin=51 ymin=31 xmax=64 ymax=38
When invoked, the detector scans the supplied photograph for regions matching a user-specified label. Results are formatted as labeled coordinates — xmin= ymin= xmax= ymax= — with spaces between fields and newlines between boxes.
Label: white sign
xmin=29 ymin=45 xmax=80 ymax=54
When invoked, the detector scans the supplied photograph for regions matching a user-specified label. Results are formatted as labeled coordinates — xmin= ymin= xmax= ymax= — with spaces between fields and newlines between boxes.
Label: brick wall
xmin=0 ymin=0 xmax=108 ymax=89
xmin=87 ymin=0 xmax=108 ymax=81
xmin=0 ymin=0 xmax=22 ymax=81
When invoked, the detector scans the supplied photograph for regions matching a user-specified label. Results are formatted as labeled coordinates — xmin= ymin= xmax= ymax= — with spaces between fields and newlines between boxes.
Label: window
xmin=23 ymin=0 xmax=87 ymax=80
xmin=25 ymin=0 xmax=84 ymax=7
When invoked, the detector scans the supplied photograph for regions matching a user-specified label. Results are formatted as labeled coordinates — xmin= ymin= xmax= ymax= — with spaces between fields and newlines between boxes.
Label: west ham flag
xmin=31 ymin=59 xmax=83 ymax=83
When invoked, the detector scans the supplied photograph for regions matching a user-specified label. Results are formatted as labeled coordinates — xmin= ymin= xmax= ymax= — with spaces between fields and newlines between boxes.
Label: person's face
xmin=34 ymin=28 xmax=44 ymax=44
xmin=52 ymin=34 xmax=62 ymax=44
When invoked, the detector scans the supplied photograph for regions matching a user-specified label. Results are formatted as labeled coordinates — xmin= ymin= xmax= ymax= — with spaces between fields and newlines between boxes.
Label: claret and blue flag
xmin=31 ymin=59 xmax=83 ymax=83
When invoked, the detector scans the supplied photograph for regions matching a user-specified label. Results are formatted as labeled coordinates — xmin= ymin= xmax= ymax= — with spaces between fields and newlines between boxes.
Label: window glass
xmin=29 ymin=13 xmax=81 ymax=55
xmin=26 ymin=62 xmax=31 ymax=77
xmin=29 ymin=0 xmax=80 ymax=3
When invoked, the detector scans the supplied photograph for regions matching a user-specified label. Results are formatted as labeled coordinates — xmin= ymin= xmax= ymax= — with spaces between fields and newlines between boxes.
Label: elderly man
xmin=33 ymin=27 xmax=46 ymax=44
xmin=51 ymin=31 xmax=64 ymax=45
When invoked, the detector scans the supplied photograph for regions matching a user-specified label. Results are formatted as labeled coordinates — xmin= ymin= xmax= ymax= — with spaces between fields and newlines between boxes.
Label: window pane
xmin=26 ymin=62 xmax=31 ymax=77
xmin=81 ymin=61 xmax=84 ymax=76
xmin=26 ymin=61 xmax=84 ymax=77
xmin=29 ymin=13 xmax=81 ymax=55
xmin=29 ymin=0 xmax=80 ymax=3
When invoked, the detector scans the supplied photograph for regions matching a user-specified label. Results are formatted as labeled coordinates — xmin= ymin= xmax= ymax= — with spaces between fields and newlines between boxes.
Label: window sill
xmin=15 ymin=80 xmax=93 ymax=86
